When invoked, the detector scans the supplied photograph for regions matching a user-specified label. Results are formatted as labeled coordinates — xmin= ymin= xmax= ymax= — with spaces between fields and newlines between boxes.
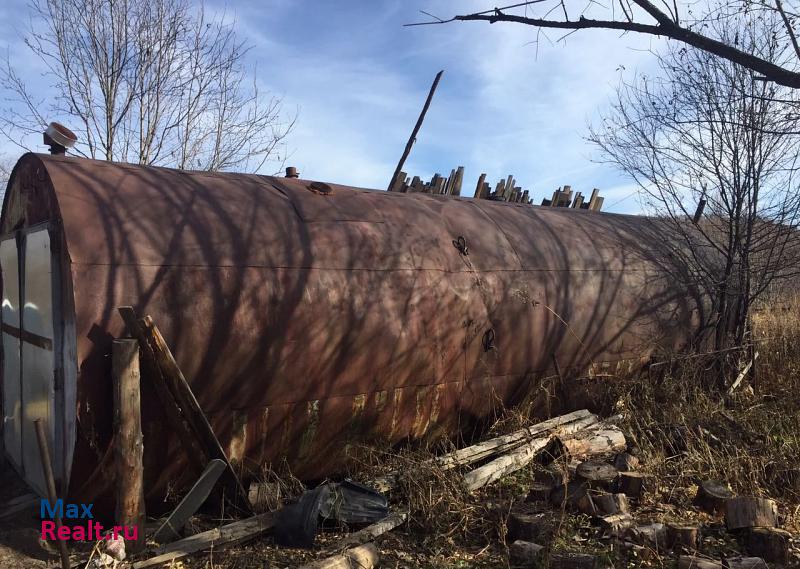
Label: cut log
xmin=526 ymin=481 xmax=555 ymax=502
xmin=535 ymin=463 xmax=569 ymax=487
xmin=507 ymin=511 xmax=550 ymax=542
xmin=551 ymin=480 xmax=588 ymax=509
xmin=678 ymin=556 xmax=724 ymax=569
xmin=668 ymin=524 xmax=700 ymax=551
xmin=463 ymin=435 xmax=552 ymax=491
xmin=694 ymin=480 xmax=734 ymax=516
xmin=745 ymin=527 xmax=790 ymax=563
xmin=557 ymin=426 xmax=626 ymax=459
xmin=153 ymin=459 xmax=226 ymax=543
xmin=371 ymin=410 xmax=597 ymax=492
xmin=509 ymin=540 xmax=544 ymax=566
xmin=625 ymin=523 xmax=668 ymax=550
xmin=132 ymin=513 xmax=273 ymax=568
xmin=723 ymin=557 xmax=767 ymax=569
xmin=298 ymin=543 xmax=379 ymax=569
xmin=112 ymin=339 xmax=146 ymax=553
xmin=576 ymin=461 xmax=618 ymax=489
xmin=592 ymin=493 xmax=629 ymax=516
xmin=724 ymin=497 xmax=778 ymax=530
xmin=599 ymin=513 xmax=634 ymax=535
xmin=613 ymin=452 xmax=639 ymax=472
xmin=550 ymin=552 xmax=608 ymax=568
xmin=616 ymin=472 xmax=648 ymax=499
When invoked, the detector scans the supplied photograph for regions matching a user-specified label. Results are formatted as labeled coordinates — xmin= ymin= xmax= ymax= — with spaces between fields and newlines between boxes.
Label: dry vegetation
xmin=91 ymin=296 xmax=800 ymax=568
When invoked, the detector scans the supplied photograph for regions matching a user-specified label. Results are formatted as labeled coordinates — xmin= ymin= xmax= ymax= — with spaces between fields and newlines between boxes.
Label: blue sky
xmin=0 ymin=1 xmax=669 ymax=213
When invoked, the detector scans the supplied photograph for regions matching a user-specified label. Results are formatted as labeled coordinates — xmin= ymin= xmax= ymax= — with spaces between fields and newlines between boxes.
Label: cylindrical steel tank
xmin=1 ymin=153 xmax=709 ymax=513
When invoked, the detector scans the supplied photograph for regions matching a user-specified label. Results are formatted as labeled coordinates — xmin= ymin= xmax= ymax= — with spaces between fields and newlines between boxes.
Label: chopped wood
xmin=695 ymin=480 xmax=734 ymax=516
xmin=298 ymin=543 xmax=379 ymax=569
xmin=507 ymin=511 xmax=550 ymax=542
xmin=556 ymin=425 xmax=627 ymax=459
xmin=132 ymin=513 xmax=273 ymax=568
xmin=624 ymin=523 xmax=667 ymax=549
xmin=599 ymin=513 xmax=634 ymax=535
xmin=154 ymin=459 xmax=226 ymax=543
xmin=616 ymin=472 xmax=648 ymax=499
xmin=576 ymin=461 xmax=618 ymax=489
xmin=613 ymin=452 xmax=639 ymax=472
xmin=668 ymin=523 xmax=700 ymax=551
xmin=678 ymin=556 xmax=724 ymax=569
xmin=725 ymin=497 xmax=778 ymax=530
xmin=526 ymin=481 xmax=555 ymax=502
xmin=323 ymin=512 xmax=407 ymax=553
xmin=464 ymin=435 xmax=552 ymax=491
xmin=745 ymin=527 xmax=790 ymax=563
xmin=550 ymin=480 xmax=588 ymax=509
xmin=550 ymin=551 xmax=608 ymax=568
xmin=591 ymin=492 xmax=629 ymax=516
xmin=371 ymin=409 xmax=597 ymax=492
xmin=113 ymin=339 xmax=146 ymax=553
xmin=509 ymin=540 xmax=544 ymax=566
xmin=723 ymin=558 xmax=767 ymax=569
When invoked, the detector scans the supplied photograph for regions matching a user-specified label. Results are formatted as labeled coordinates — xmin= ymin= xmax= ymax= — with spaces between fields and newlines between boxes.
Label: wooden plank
xmin=323 ymin=512 xmax=407 ymax=553
xmin=113 ymin=339 xmax=146 ymax=553
xmin=117 ymin=307 xmax=208 ymax=476
xmin=728 ymin=351 xmax=759 ymax=394
xmin=371 ymin=410 xmax=596 ymax=491
xmin=475 ymin=173 xmax=487 ymax=198
xmin=140 ymin=315 xmax=252 ymax=513
xmin=463 ymin=435 xmax=553 ymax=491
xmin=132 ymin=513 xmax=274 ymax=569
xmin=298 ymin=543 xmax=379 ymax=569
xmin=153 ymin=459 xmax=227 ymax=543
xmin=35 ymin=419 xmax=71 ymax=569
xmin=452 ymin=166 xmax=464 ymax=196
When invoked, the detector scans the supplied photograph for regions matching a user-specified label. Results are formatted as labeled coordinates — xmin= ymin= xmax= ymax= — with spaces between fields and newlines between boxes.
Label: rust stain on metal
xmin=229 ymin=410 xmax=248 ymax=464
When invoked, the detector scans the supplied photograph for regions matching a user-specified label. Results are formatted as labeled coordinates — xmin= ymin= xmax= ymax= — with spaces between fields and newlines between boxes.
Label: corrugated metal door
xmin=1 ymin=236 xmax=22 ymax=469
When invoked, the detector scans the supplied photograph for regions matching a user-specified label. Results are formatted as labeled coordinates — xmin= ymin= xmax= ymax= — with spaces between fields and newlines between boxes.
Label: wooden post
xmin=387 ymin=70 xmax=443 ymax=191
xmin=113 ymin=339 xmax=146 ymax=553
xmin=34 ymin=419 xmax=71 ymax=569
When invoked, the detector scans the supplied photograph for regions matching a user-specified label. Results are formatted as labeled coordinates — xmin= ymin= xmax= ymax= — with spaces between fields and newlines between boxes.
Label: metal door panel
xmin=1 ymin=237 xmax=21 ymax=468
xmin=21 ymin=229 xmax=55 ymax=496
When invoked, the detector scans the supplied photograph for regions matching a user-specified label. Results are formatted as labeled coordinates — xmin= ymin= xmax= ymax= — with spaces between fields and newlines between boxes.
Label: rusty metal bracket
xmin=452 ymin=235 xmax=468 ymax=256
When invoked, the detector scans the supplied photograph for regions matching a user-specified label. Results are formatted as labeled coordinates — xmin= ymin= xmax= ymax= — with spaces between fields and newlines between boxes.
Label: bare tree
xmin=588 ymin=15 xmax=800 ymax=358
xmin=410 ymin=1 xmax=800 ymax=89
xmin=1 ymin=0 xmax=294 ymax=172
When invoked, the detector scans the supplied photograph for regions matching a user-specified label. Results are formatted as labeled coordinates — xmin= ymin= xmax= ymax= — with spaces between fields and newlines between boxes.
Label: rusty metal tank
xmin=0 ymin=153 xmax=708 ymax=512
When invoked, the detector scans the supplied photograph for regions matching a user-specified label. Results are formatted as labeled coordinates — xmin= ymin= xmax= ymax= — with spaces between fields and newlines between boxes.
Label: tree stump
xmin=745 ymin=527 xmax=790 ymax=564
xmin=725 ymin=497 xmax=778 ymax=530
xmin=526 ymin=481 xmax=555 ymax=502
xmin=592 ymin=492 xmax=629 ymax=516
xmin=507 ymin=511 xmax=550 ymax=542
xmin=616 ymin=472 xmax=648 ymax=499
xmin=678 ymin=556 xmax=723 ymax=569
xmin=613 ymin=452 xmax=639 ymax=472
xmin=668 ymin=524 xmax=700 ymax=551
xmin=576 ymin=461 xmax=619 ymax=490
xmin=722 ymin=558 xmax=767 ymax=569
xmin=694 ymin=480 xmax=734 ymax=516
xmin=509 ymin=540 xmax=544 ymax=566
xmin=551 ymin=480 xmax=588 ymax=509
xmin=550 ymin=552 xmax=608 ymax=568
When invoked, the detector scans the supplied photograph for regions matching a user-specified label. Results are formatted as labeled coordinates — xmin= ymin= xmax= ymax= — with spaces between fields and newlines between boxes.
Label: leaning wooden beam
xmin=141 ymin=315 xmax=253 ymax=513
xmin=298 ymin=543 xmax=379 ymax=569
xmin=118 ymin=307 xmax=208 ymax=476
xmin=372 ymin=410 xmax=596 ymax=491
xmin=728 ymin=351 xmax=760 ymax=394
xmin=463 ymin=434 xmax=553 ymax=491
xmin=153 ymin=459 xmax=227 ymax=543
xmin=132 ymin=513 xmax=274 ymax=569
xmin=112 ymin=339 xmax=146 ymax=553
xmin=35 ymin=419 xmax=71 ymax=569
